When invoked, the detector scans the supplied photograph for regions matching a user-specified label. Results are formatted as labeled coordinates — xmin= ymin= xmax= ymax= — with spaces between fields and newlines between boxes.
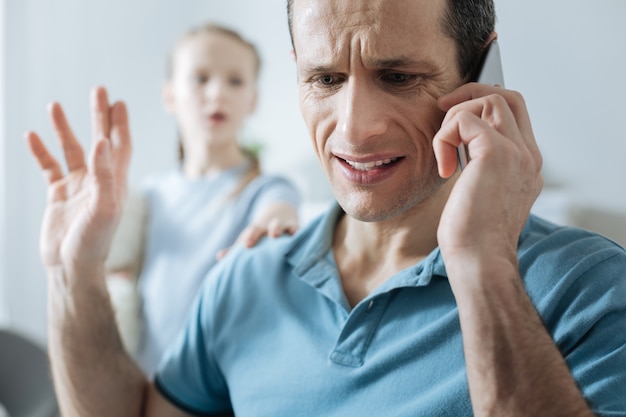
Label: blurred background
xmin=1 ymin=0 xmax=625 ymax=345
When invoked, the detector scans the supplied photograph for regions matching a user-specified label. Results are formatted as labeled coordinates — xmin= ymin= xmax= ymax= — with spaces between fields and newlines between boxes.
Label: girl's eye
xmin=195 ymin=75 xmax=209 ymax=84
xmin=229 ymin=78 xmax=243 ymax=87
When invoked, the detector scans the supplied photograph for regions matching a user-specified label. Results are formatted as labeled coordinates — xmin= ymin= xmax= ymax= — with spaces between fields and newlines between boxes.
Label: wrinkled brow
xmin=364 ymin=57 xmax=438 ymax=71
xmin=300 ymin=56 xmax=438 ymax=74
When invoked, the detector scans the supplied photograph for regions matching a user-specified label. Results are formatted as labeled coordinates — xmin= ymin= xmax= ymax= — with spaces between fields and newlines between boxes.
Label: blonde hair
xmin=168 ymin=23 xmax=262 ymax=193
xmin=167 ymin=23 xmax=261 ymax=80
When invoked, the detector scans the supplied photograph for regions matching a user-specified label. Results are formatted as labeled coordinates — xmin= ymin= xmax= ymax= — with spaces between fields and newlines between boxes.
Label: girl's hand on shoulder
xmin=216 ymin=207 xmax=299 ymax=260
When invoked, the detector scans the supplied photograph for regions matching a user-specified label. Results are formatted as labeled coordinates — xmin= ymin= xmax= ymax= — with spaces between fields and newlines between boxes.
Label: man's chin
xmin=335 ymin=196 xmax=407 ymax=223
xmin=332 ymin=176 xmax=450 ymax=223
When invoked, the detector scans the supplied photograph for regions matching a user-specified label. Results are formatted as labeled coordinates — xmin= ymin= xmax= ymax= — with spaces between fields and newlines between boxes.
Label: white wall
xmin=0 ymin=0 xmax=6 ymax=325
xmin=1 ymin=0 xmax=625 ymax=343
xmin=496 ymin=0 xmax=626 ymax=244
xmin=497 ymin=1 xmax=626 ymax=206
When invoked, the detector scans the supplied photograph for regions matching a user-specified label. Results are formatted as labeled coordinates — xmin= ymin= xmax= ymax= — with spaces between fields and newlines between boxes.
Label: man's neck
xmin=332 ymin=186 xmax=450 ymax=308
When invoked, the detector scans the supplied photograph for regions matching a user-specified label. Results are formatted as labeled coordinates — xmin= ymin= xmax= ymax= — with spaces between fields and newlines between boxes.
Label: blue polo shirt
xmin=155 ymin=204 xmax=626 ymax=417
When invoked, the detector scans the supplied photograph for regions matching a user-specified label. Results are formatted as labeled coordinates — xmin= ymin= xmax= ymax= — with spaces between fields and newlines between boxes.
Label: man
xmin=27 ymin=0 xmax=626 ymax=416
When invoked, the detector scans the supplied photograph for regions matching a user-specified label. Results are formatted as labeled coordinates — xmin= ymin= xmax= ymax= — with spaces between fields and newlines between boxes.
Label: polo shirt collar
xmin=285 ymin=203 xmax=448 ymax=295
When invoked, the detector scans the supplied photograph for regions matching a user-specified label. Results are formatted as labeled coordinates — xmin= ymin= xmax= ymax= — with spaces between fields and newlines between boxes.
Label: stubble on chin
xmin=334 ymin=165 xmax=448 ymax=223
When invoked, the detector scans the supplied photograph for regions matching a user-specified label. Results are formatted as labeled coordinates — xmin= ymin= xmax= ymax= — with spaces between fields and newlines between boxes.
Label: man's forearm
xmin=48 ymin=266 xmax=148 ymax=417
xmin=447 ymin=256 xmax=594 ymax=417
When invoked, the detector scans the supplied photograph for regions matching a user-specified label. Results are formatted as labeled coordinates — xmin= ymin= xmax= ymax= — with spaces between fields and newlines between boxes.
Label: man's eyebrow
xmin=300 ymin=63 xmax=338 ymax=74
xmin=300 ymin=58 xmax=437 ymax=74
xmin=365 ymin=57 xmax=437 ymax=70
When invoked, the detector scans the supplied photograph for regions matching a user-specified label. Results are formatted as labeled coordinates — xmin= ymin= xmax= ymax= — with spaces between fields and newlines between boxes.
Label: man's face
xmin=293 ymin=0 xmax=463 ymax=222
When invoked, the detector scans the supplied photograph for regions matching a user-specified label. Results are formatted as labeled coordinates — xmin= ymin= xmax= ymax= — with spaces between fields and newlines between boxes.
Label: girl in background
xmin=105 ymin=23 xmax=300 ymax=376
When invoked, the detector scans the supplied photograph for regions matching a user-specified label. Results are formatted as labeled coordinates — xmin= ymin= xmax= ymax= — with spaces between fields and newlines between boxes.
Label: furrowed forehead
xmin=292 ymin=0 xmax=450 ymax=72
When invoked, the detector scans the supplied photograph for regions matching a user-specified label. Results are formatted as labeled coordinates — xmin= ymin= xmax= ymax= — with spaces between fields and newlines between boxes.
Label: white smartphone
xmin=457 ymin=39 xmax=505 ymax=170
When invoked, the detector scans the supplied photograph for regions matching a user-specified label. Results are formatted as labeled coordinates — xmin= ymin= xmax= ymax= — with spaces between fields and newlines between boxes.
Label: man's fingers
xmin=437 ymin=85 xmax=542 ymax=170
xmin=25 ymin=131 xmax=64 ymax=184
xmin=441 ymin=93 xmax=521 ymax=143
xmin=433 ymin=112 xmax=493 ymax=178
xmin=438 ymin=82 xmax=497 ymax=111
xmin=110 ymin=101 xmax=132 ymax=180
xmin=48 ymin=102 xmax=86 ymax=172
xmin=91 ymin=86 xmax=111 ymax=145
xmin=432 ymin=140 xmax=462 ymax=179
xmin=91 ymin=138 xmax=116 ymax=214
xmin=439 ymin=83 xmax=534 ymax=146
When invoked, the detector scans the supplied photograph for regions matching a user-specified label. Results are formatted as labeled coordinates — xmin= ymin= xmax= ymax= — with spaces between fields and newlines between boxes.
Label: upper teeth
xmin=345 ymin=158 xmax=398 ymax=171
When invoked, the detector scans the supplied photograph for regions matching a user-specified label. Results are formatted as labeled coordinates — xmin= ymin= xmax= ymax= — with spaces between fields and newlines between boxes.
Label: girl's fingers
xmin=268 ymin=219 xmax=299 ymax=237
xmin=241 ymin=225 xmax=266 ymax=247
xmin=48 ymin=102 xmax=86 ymax=172
xmin=216 ymin=248 xmax=229 ymax=260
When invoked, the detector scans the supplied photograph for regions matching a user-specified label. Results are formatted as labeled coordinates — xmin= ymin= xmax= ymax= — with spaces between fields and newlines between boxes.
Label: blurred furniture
xmin=0 ymin=328 xmax=58 ymax=417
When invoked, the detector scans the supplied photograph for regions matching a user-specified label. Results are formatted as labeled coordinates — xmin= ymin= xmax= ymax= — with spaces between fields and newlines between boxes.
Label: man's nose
xmin=337 ymin=79 xmax=388 ymax=145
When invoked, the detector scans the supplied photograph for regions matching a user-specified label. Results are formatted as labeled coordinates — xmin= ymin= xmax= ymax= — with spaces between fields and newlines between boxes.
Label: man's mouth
xmin=343 ymin=157 xmax=400 ymax=171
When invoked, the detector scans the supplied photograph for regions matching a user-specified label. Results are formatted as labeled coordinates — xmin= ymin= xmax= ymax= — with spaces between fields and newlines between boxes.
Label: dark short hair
xmin=442 ymin=0 xmax=495 ymax=78
xmin=286 ymin=0 xmax=495 ymax=78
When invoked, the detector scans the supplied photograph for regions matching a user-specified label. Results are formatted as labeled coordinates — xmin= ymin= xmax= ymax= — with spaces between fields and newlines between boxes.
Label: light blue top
xmin=155 ymin=204 xmax=626 ymax=417
xmin=135 ymin=164 xmax=300 ymax=376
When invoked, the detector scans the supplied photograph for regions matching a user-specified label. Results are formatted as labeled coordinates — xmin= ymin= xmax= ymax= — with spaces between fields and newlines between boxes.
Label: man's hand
xmin=433 ymin=84 xmax=595 ymax=417
xmin=26 ymin=86 xmax=131 ymax=279
xmin=433 ymin=83 xmax=543 ymax=263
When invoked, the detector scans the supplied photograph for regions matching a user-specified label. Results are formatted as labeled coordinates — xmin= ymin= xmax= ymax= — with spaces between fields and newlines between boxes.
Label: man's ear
xmin=162 ymin=82 xmax=176 ymax=114
xmin=485 ymin=31 xmax=498 ymax=46
xmin=289 ymin=49 xmax=296 ymax=62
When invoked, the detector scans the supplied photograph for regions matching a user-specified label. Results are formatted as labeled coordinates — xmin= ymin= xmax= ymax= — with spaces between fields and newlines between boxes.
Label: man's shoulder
xmin=520 ymin=214 xmax=625 ymax=261
xmin=210 ymin=211 xmax=332 ymax=290
xmin=519 ymin=214 xmax=626 ymax=299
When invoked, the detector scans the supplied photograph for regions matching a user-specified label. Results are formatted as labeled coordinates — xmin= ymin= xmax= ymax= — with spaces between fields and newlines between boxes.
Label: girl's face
xmin=165 ymin=31 xmax=258 ymax=150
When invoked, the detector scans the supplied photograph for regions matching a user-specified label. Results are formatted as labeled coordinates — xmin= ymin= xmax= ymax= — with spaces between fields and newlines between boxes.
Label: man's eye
xmin=312 ymin=74 xmax=346 ymax=87
xmin=383 ymin=73 xmax=413 ymax=84
xmin=230 ymin=77 xmax=243 ymax=87
xmin=318 ymin=75 xmax=336 ymax=85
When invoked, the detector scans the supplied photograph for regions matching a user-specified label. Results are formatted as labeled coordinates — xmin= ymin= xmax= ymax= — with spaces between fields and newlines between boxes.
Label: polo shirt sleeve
xmin=153 ymin=261 xmax=233 ymax=416
xmin=546 ymin=247 xmax=626 ymax=415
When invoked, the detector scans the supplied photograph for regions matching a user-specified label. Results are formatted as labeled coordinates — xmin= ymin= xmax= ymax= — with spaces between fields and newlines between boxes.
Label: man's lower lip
xmin=337 ymin=159 xmax=401 ymax=185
